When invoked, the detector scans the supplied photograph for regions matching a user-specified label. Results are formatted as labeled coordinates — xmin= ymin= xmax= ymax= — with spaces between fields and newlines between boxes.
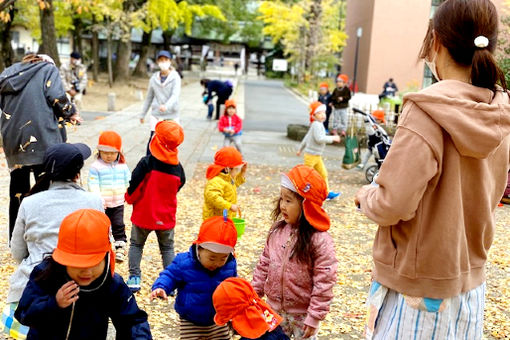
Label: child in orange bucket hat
xmin=88 ymin=130 xmax=131 ymax=263
xmin=125 ymin=120 xmax=186 ymax=292
xmin=151 ymin=216 xmax=237 ymax=339
xmin=14 ymin=209 xmax=152 ymax=339
xmin=252 ymin=165 xmax=338 ymax=339
xmin=203 ymin=146 xmax=247 ymax=220
xmin=213 ymin=277 xmax=290 ymax=339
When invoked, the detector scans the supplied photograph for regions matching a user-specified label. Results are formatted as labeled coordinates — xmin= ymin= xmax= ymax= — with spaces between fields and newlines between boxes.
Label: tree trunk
xmin=304 ymin=0 xmax=322 ymax=78
xmin=113 ymin=39 xmax=131 ymax=82
xmin=106 ymin=24 xmax=113 ymax=88
xmin=71 ymin=17 xmax=83 ymax=56
xmin=162 ymin=30 xmax=174 ymax=51
xmin=91 ymin=28 xmax=99 ymax=82
xmin=38 ymin=0 xmax=60 ymax=67
xmin=0 ymin=6 xmax=15 ymax=72
xmin=132 ymin=30 xmax=151 ymax=77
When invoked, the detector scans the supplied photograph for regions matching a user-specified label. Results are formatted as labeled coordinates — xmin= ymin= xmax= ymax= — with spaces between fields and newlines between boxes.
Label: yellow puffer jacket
xmin=203 ymin=172 xmax=245 ymax=220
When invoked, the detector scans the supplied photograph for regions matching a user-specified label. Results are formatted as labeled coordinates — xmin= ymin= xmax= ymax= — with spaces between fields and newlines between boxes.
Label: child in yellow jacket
xmin=203 ymin=147 xmax=246 ymax=220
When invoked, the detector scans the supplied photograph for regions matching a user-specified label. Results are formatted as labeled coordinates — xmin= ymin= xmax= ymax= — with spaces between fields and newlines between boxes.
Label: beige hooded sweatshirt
xmin=357 ymin=80 xmax=510 ymax=299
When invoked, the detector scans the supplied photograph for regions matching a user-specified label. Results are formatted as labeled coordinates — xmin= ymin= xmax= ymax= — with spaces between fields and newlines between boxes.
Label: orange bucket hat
xmin=281 ymin=165 xmax=330 ymax=231
xmin=371 ymin=110 xmax=386 ymax=124
xmin=213 ymin=277 xmax=283 ymax=338
xmin=97 ymin=131 xmax=125 ymax=163
xmin=206 ymin=146 xmax=245 ymax=180
xmin=319 ymin=82 xmax=329 ymax=89
xmin=53 ymin=209 xmax=115 ymax=276
xmin=223 ymin=99 xmax=236 ymax=115
xmin=193 ymin=216 xmax=237 ymax=254
xmin=309 ymin=101 xmax=326 ymax=123
xmin=337 ymin=74 xmax=349 ymax=83
xmin=149 ymin=120 xmax=184 ymax=165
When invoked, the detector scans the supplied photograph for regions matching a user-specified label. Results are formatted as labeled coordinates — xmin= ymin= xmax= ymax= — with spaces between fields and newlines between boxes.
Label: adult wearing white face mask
xmin=140 ymin=50 xmax=182 ymax=154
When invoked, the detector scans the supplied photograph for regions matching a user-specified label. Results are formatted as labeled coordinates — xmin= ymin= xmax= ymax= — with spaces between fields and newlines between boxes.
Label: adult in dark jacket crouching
xmin=200 ymin=79 xmax=233 ymax=120
xmin=0 ymin=54 xmax=81 ymax=242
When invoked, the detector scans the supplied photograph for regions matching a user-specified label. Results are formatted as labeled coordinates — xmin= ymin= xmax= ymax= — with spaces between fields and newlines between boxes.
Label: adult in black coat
xmin=200 ymin=79 xmax=233 ymax=120
xmin=0 ymin=54 xmax=81 ymax=242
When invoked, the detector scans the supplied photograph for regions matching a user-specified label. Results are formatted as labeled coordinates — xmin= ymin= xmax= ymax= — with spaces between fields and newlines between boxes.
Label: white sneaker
xmin=114 ymin=241 xmax=126 ymax=263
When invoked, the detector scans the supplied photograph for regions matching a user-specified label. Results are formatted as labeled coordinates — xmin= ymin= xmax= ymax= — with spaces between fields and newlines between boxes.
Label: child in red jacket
xmin=125 ymin=121 xmax=186 ymax=292
xmin=218 ymin=99 xmax=243 ymax=154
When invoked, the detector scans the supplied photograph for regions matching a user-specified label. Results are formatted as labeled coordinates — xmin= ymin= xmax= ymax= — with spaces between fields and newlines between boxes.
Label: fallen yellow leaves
xmin=0 ymin=162 xmax=508 ymax=339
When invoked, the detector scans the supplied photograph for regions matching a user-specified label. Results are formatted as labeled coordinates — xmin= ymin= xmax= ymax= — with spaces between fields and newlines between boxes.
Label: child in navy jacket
xmin=15 ymin=209 xmax=151 ymax=339
xmin=151 ymin=216 xmax=237 ymax=339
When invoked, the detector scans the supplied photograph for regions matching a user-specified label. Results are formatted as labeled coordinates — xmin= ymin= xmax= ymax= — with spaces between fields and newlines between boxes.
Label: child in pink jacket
xmin=252 ymin=165 xmax=337 ymax=339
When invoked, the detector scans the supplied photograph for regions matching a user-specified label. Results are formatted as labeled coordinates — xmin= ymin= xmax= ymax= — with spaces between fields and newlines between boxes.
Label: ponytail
xmin=471 ymin=48 xmax=507 ymax=91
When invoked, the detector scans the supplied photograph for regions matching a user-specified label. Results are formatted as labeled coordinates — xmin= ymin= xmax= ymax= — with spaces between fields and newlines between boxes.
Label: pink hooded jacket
xmin=252 ymin=221 xmax=337 ymax=328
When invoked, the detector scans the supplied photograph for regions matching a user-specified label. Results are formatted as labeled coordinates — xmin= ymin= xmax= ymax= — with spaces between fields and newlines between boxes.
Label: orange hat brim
xmin=303 ymin=199 xmax=330 ymax=231
xmin=53 ymin=248 xmax=108 ymax=268
xmin=150 ymin=135 xmax=178 ymax=165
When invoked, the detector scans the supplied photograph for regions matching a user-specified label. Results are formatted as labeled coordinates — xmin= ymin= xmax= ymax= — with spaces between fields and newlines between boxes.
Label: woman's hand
xmin=56 ymin=281 xmax=80 ymax=308
xmin=302 ymin=325 xmax=317 ymax=338
xmin=150 ymin=288 xmax=168 ymax=301
xmin=159 ymin=104 xmax=167 ymax=112
xmin=230 ymin=204 xmax=239 ymax=212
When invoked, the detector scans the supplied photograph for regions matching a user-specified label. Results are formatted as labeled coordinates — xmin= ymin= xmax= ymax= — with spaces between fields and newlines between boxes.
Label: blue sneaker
xmin=326 ymin=191 xmax=341 ymax=200
xmin=127 ymin=275 xmax=141 ymax=292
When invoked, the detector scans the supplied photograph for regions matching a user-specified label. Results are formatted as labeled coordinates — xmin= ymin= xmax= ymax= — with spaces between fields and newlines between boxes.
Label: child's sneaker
xmin=127 ymin=275 xmax=141 ymax=292
xmin=326 ymin=191 xmax=341 ymax=200
xmin=114 ymin=241 xmax=126 ymax=263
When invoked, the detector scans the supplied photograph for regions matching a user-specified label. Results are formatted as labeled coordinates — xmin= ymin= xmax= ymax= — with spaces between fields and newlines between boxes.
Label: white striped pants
xmin=367 ymin=283 xmax=485 ymax=340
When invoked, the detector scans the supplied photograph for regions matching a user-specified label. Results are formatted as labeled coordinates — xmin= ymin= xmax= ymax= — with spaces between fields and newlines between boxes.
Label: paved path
xmin=68 ymin=76 xmax=345 ymax=180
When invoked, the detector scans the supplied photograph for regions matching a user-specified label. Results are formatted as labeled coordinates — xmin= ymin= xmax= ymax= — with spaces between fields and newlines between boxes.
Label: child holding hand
xmin=88 ymin=131 xmax=131 ymax=262
xmin=150 ymin=216 xmax=238 ymax=340
xmin=15 ymin=209 xmax=151 ymax=339
xmin=218 ymin=99 xmax=243 ymax=153
xmin=203 ymin=146 xmax=246 ymax=220
xmin=252 ymin=165 xmax=338 ymax=339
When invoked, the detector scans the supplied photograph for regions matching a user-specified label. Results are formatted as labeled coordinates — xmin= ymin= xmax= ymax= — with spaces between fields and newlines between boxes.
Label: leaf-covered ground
xmin=1 ymin=162 xmax=509 ymax=339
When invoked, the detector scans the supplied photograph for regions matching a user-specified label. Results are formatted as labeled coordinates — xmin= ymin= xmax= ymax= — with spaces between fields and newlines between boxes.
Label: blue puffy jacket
xmin=152 ymin=245 xmax=237 ymax=326
xmin=15 ymin=259 xmax=152 ymax=339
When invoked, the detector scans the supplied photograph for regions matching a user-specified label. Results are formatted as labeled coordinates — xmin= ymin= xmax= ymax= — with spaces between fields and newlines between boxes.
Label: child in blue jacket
xmin=151 ymin=216 xmax=237 ymax=339
xmin=15 ymin=209 xmax=151 ymax=339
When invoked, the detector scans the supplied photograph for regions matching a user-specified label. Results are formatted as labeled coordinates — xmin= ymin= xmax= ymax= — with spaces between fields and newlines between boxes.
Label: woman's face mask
xmin=425 ymin=36 xmax=440 ymax=81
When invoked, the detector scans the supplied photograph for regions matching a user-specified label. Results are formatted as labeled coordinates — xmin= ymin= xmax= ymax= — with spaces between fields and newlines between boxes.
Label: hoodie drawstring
xmin=65 ymin=301 xmax=75 ymax=340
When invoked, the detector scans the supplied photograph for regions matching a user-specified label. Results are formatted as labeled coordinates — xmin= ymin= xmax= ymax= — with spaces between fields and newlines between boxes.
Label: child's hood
xmin=404 ymin=80 xmax=510 ymax=159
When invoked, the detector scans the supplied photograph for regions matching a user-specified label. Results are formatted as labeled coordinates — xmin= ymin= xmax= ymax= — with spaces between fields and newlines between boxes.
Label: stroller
xmin=352 ymin=108 xmax=392 ymax=183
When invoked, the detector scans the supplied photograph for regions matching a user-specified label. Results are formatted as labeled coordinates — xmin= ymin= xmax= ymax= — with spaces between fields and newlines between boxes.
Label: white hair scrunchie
xmin=474 ymin=36 xmax=489 ymax=49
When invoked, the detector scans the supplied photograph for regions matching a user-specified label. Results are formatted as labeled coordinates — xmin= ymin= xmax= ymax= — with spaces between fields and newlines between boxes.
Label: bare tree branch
xmin=0 ymin=0 xmax=15 ymax=13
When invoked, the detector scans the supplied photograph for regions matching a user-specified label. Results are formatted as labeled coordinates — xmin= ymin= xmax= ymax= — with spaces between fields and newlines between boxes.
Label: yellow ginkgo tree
xmin=258 ymin=0 xmax=347 ymax=81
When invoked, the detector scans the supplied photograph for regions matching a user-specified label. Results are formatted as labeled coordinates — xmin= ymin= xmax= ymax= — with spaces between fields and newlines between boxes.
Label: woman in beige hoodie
xmin=356 ymin=0 xmax=510 ymax=338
